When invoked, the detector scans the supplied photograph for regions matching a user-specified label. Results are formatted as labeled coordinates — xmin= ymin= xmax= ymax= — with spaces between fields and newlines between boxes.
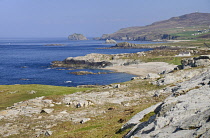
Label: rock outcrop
xmin=121 ymin=66 xmax=210 ymax=138
xmin=181 ymin=55 xmax=210 ymax=69
xmin=51 ymin=53 xmax=141 ymax=69
xmin=111 ymin=42 xmax=169 ymax=49
xmin=69 ymin=71 xmax=115 ymax=75
xmin=68 ymin=33 xmax=88 ymax=40
xmin=105 ymin=39 xmax=117 ymax=44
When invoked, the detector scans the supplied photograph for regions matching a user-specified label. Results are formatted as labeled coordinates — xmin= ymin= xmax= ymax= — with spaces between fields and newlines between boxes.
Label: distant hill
xmin=98 ymin=12 xmax=210 ymax=41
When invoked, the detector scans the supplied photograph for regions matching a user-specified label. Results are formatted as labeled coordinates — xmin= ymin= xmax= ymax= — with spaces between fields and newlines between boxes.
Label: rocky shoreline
xmin=1 ymin=43 xmax=210 ymax=137
xmin=69 ymin=71 xmax=116 ymax=75
xmin=51 ymin=52 xmax=142 ymax=70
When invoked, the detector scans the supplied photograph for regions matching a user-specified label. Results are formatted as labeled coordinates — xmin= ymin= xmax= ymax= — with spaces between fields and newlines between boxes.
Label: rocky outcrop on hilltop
xmin=68 ymin=33 xmax=88 ymax=40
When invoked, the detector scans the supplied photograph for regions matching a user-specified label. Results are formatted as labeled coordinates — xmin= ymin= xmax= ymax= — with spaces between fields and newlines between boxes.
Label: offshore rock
xmin=68 ymin=33 xmax=88 ymax=40
xmin=116 ymin=42 xmax=137 ymax=47
xmin=105 ymin=39 xmax=117 ymax=44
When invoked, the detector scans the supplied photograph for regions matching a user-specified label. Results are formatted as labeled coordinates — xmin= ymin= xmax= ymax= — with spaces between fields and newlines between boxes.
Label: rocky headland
xmin=96 ymin=13 xmax=210 ymax=41
xmin=51 ymin=52 xmax=143 ymax=70
xmin=68 ymin=33 xmax=88 ymax=40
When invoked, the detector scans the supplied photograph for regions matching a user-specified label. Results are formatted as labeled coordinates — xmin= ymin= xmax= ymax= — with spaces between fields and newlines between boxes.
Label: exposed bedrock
xmin=51 ymin=53 xmax=141 ymax=69
xmin=122 ymin=65 xmax=210 ymax=138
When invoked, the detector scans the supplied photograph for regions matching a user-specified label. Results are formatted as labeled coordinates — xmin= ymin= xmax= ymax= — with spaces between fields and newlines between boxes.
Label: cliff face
xmin=98 ymin=13 xmax=210 ymax=41
xmin=68 ymin=33 xmax=88 ymax=40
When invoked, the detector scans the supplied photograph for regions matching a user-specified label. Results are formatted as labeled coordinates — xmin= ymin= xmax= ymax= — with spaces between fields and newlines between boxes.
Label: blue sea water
xmin=0 ymin=38 xmax=156 ymax=87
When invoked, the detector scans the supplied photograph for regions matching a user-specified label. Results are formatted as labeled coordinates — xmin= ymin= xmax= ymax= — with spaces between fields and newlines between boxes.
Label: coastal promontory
xmin=68 ymin=33 xmax=88 ymax=40
xmin=97 ymin=12 xmax=210 ymax=41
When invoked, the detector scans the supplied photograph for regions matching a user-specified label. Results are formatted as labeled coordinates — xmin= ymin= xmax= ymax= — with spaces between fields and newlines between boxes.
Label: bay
xmin=0 ymin=38 xmax=157 ymax=86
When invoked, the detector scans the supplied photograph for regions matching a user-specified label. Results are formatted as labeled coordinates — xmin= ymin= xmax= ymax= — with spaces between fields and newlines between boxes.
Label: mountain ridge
xmin=97 ymin=12 xmax=210 ymax=41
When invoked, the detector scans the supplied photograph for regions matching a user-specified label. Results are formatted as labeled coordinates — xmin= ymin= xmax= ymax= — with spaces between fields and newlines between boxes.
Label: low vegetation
xmin=0 ymin=76 xmax=169 ymax=138
xmin=0 ymin=84 xmax=91 ymax=110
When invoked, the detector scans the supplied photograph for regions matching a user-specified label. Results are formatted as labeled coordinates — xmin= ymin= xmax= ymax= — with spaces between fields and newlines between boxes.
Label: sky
xmin=0 ymin=0 xmax=210 ymax=38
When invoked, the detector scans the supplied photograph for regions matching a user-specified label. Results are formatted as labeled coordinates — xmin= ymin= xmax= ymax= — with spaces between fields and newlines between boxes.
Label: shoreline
xmin=104 ymin=62 xmax=176 ymax=76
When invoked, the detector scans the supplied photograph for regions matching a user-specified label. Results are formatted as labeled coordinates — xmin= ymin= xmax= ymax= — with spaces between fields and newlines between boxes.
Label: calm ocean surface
xmin=0 ymin=38 xmax=157 ymax=87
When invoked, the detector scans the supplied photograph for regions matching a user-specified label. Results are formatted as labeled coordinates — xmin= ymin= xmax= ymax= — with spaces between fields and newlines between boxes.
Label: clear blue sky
xmin=0 ymin=0 xmax=210 ymax=38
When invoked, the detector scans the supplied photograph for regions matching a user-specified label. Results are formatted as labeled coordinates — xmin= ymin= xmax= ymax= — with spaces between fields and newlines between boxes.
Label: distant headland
xmin=95 ymin=12 xmax=210 ymax=41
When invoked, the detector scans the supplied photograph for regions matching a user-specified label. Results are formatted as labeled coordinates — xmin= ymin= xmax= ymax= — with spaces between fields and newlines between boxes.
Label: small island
xmin=68 ymin=33 xmax=88 ymax=40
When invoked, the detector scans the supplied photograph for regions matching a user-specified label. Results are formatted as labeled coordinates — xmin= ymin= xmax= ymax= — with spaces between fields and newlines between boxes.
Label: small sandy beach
xmin=105 ymin=62 xmax=177 ymax=76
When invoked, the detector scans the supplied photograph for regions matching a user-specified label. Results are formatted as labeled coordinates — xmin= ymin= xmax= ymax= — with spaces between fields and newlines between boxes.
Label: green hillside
xmin=98 ymin=12 xmax=210 ymax=41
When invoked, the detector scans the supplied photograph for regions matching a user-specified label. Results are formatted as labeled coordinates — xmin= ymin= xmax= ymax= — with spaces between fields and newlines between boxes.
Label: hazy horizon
xmin=0 ymin=0 xmax=210 ymax=38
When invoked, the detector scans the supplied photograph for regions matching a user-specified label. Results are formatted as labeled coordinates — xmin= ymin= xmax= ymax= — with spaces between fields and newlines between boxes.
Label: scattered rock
xmin=28 ymin=90 xmax=36 ymax=94
xmin=45 ymin=130 xmax=53 ymax=136
xmin=80 ymin=118 xmax=91 ymax=124
xmin=49 ymin=104 xmax=55 ymax=107
xmin=60 ymin=110 xmax=68 ymax=114
xmin=118 ymin=118 xmax=126 ymax=123
xmin=131 ymin=77 xmax=141 ymax=80
xmin=113 ymin=84 xmax=121 ymax=88
xmin=41 ymin=109 xmax=54 ymax=114
xmin=108 ymin=107 xmax=115 ymax=110
xmin=145 ymin=73 xmax=160 ymax=79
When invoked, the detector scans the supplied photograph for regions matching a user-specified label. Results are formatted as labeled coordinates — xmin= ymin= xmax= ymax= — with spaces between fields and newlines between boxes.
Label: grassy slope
xmin=0 ymin=84 xmax=90 ymax=110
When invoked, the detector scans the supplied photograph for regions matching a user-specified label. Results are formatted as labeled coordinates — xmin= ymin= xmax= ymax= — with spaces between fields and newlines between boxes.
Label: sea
xmin=0 ymin=38 xmax=158 ymax=87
